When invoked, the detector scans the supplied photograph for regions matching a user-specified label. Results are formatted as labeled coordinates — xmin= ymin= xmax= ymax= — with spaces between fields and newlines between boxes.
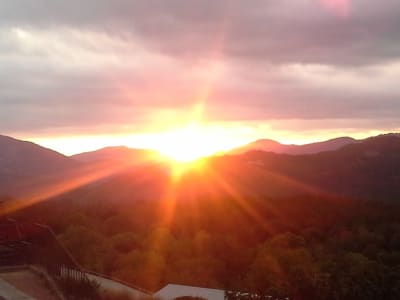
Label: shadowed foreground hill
xmin=14 ymin=175 xmax=400 ymax=299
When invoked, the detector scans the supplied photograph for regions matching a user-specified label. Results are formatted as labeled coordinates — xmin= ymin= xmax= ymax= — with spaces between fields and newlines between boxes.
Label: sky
xmin=1 ymin=0 xmax=400 ymax=155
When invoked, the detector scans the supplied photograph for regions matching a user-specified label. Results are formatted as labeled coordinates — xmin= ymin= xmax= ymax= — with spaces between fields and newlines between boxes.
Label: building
xmin=154 ymin=284 xmax=225 ymax=300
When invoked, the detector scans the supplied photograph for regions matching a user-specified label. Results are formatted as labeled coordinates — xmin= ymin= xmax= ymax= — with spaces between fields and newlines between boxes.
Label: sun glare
xmin=153 ymin=123 xmax=236 ymax=163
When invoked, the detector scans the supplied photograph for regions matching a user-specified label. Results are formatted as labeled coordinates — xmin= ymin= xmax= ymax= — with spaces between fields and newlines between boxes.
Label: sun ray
xmin=205 ymin=165 xmax=276 ymax=235
xmin=0 ymin=157 xmax=158 ymax=217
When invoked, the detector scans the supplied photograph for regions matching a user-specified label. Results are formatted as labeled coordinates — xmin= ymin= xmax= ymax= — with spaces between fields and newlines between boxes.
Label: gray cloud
xmin=0 ymin=0 xmax=400 ymax=135
xmin=2 ymin=0 xmax=400 ymax=65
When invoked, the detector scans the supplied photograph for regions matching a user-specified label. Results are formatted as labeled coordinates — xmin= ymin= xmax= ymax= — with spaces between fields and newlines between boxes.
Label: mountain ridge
xmin=71 ymin=146 xmax=158 ymax=164
xmin=1 ymin=133 xmax=399 ymax=201
xmin=0 ymin=134 xmax=77 ymax=176
xmin=231 ymin=136 xmax=358 ymax=155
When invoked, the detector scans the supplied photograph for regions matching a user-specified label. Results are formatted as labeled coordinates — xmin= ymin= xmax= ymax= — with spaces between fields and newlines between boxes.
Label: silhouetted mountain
xmin=71 ymin=146 xmax=158 ymax=165
xmin=239 ymin=134 xmax=400 ymax=200
xmin=1 ymin=133 xmax=400 ymax=202
xmin=0 ymin=137 xmax=165 ymax=201
xmin=0 ymin=135 xmax=78 ymax=182
xmin=48 ymin=134 xmax=399 ymax=204
xmin=0 ymin=135 xmax=82 ymax=197
xmin=232 ymin=137 xmax=357 ymax=155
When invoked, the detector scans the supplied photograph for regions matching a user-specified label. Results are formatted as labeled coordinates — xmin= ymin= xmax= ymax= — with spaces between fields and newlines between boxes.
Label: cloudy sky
xmin=1 ymin=0 xmax=400 ymax=154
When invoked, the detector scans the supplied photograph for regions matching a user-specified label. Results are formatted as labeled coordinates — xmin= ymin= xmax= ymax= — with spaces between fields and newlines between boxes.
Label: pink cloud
xmin=321 ymin=0 xmax=351 ymax=17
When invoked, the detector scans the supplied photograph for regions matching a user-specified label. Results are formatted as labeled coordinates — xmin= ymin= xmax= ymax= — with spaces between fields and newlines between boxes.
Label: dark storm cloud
xmin=0 ymin=0 xmax=400 ymax=134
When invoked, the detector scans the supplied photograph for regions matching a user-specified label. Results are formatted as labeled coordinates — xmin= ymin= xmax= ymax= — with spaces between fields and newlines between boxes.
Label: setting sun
xmin=1 ymin=1 xmax=400 ymax=299
xmin=151 ymin=123 xmax=242 ymax=162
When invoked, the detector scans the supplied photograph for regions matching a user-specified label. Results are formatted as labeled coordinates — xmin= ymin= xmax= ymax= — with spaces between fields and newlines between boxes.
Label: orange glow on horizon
xmin=22 ymin=128 xmax=396 ymax=158
xmin=150 ymin=123 xmax=244 ymax=163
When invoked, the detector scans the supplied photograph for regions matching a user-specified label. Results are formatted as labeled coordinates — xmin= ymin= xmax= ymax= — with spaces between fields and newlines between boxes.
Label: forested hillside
xmin=238 ymin=134 xmax=400 ymax=200
xmin=13 ymin=194 xmax=400 ymax=299
xmin=2 ymin=134 xmax=400 ymax=299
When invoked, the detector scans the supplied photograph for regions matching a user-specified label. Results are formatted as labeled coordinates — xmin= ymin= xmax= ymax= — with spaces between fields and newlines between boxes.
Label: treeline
xmin=12 ymin=194 xmax=400 ymax=300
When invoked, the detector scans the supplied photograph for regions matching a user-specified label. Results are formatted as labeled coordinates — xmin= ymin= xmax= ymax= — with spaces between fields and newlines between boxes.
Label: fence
xmin=0 ymin=218 xmax=99 ymax=299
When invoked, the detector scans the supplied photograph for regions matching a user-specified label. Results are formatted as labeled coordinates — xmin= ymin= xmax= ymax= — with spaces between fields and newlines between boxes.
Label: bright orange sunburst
xmin=152 ymin=123 xmax=239 ymax=163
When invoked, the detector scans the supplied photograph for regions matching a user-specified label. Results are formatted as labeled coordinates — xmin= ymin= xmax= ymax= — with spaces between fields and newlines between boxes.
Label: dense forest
xmin=11 ymin=192 xmax=400 ymax=300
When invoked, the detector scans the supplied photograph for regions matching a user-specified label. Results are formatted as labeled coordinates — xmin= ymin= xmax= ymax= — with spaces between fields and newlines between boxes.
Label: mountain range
xmin=1 ymin=133 xmax=399 ymax=202
xmin=231 ymin=136 xmax=358 ymax=155
xmin=0 ymin=135 xmax=78 ymax=196
xmin=0 ymin=135 xmax=77 ymax=177
xmin=71 ymin=146 xmax=158 ymax=164
xmin=0 ymin=136 xmax=159 ymax=197
xmin=7 ymin=132 xmax=399 ymax=296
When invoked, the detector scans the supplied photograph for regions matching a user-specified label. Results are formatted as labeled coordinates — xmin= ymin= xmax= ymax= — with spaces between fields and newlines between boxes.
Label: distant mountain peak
xmin=71 ymin=146 xmax=157 ymax=164
xmin=0 ymin=135 xmax=78 ymax=196
xmin=231 ymin=136 xmax=358 ymax=155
